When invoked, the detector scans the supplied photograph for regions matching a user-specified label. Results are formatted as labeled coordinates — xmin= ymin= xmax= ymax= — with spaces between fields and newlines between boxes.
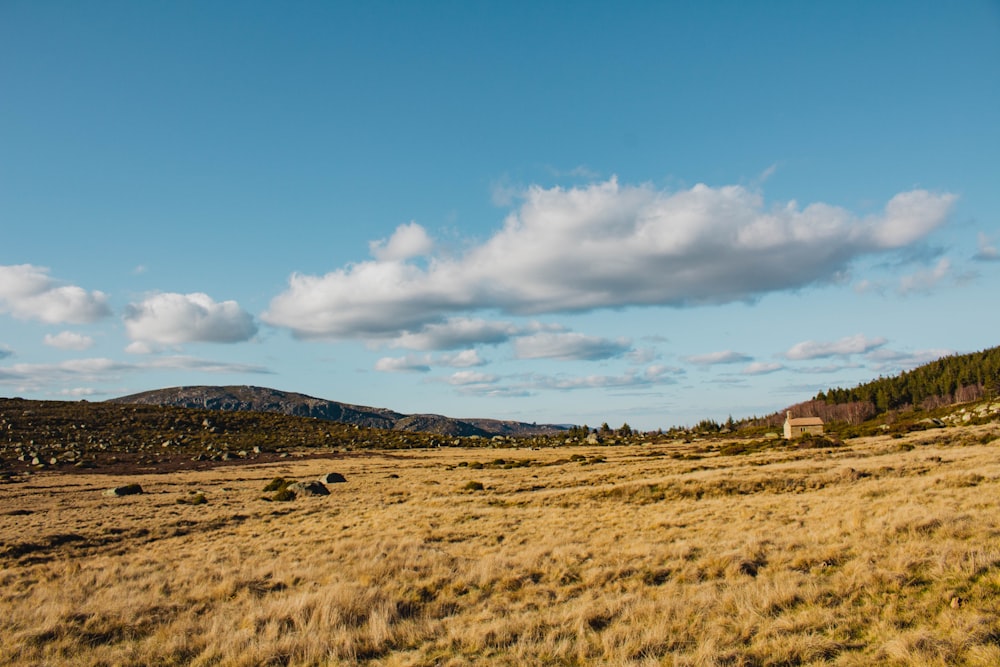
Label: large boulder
xmin=104 ymin=484 xmax=144 ymax=497
xmin=319 ymin=472 xmax=347 ymax=484
xmin=287 ymin=481 xmax=329 ymax=496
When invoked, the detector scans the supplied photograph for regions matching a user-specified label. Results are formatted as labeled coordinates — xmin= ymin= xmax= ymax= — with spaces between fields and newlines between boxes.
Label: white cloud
xmin=974 ymin=233 xmax=999 ymax=262
xmin=684 ymin=350 xmax=753 ymax=366
xmin=0 ymin=264 xmax=111 ymax=324
xmin=447 ymin=364 xmax=683 ymax=397
xmin=390 ymin=318 xmax=518 ymax=350
xmin=869 ymin=190 xmax=957 ymax=248
xmin=124 ymin=292 xmax=257 ymax=346
xmin=43 ymin=331 xmax=95 ymax=351
xmin=0 ymin=344 xmax=12 ymax=360
xmin=374 ymin=355 xmax=432 ymax=373
xmin=264 ymin=180 xmax=956 ymax=341
xmin=438 ymin=349 xmax=486 ymax=367
xmin=0 ymin=355 xmax=270 ymax=391
xmin=532 ymin=364 xmax=681 ymax=391
xmin=125 ymin=341 xmax=155 ymax=355
xmin=445 ymin=370 xmax=499 ymax=386
xmin=897 ymin=258 xmax=951 ymax=295
xmin=374 ymin=349 xmax=486 ymax=373
xmin=742 ymin=362 xmax=784 ymax=375
xmin=866 ymin=348 xmax=954 ymax=373
xmin=513 ymin=332 xmax=632 ymax=361
xmin=792 ymin=363 xmax=862 ymax=374
xmin=369 ymin=222 xmax=434 ymax=261
xmin=785 ymin=334 xmax=887 ymax=360
xmin=57 ymin=387 xmax=103 ymax=397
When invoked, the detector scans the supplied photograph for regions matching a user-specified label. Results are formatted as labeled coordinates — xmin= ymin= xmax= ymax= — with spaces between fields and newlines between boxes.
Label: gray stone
xmin=288 ymin=481 xmax=329 ymax=496
xmin=319 ymin=472 xmax=347 ymax=484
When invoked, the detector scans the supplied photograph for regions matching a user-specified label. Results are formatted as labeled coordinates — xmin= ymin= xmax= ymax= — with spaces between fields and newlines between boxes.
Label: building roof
xmin=786 ymin=416 xmax=823 ymax=426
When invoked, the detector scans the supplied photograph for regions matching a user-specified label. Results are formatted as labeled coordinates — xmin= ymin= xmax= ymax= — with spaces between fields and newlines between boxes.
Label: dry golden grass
xmin=2 ymin=425 xmax=1000 ymax=665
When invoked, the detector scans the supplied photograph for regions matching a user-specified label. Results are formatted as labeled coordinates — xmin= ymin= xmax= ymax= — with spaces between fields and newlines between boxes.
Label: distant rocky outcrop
xmin=110 ymin=386 xmax=566 ymax=437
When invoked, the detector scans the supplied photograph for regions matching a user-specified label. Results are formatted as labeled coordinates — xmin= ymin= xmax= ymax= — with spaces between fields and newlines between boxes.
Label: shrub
xmin=463 ymin=481 xmax=484 ymax=492
xmin=263 ymin=477 xmax=288 ymax=492
xmin=271 ymin=488 xmax=296 ymax=502
xmin=795 ymin=434 xmax=841 ymax=449
xmin=720 ymin=440 xmax=771 ymax=456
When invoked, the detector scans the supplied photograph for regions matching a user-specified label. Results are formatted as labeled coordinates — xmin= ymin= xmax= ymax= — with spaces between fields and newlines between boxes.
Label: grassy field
xmin=2 ymin=424 xmax=1000 ymax=666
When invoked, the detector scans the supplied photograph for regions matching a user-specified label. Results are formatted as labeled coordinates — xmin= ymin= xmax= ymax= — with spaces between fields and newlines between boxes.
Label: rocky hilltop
xmin=110 ymin=385 xmax=566 ymax=437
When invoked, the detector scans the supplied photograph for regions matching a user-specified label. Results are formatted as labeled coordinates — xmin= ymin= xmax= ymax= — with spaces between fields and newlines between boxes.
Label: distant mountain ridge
xmin=109 ymin=385 xmax=566 ymax=437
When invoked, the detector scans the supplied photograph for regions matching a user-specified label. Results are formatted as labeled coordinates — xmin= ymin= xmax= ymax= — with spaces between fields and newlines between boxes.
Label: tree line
xmin=741 ymin=346 xmax=1000 ymax=428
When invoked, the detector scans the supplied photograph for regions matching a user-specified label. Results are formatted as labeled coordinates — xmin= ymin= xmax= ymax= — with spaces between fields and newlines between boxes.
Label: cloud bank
xmin=513 ymin=332 xmax=631 ymax=361
xmin=124 ymin=293 xmax=258 ymax=346
xmin=0 ymin=356 xmax=271 ymax=392
xmin=785 ymin=334 xmax=887 ymax=360
xmin=263 ymin=180 xmax=956 ymax=343
xmin=0 ymin=264 xmax=111 ymax=324
xmin=684 ymin=350 xmax=753 ymax=366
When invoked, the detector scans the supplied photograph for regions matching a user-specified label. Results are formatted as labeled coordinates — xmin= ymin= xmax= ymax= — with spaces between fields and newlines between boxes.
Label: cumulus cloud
xmin=124 ymin=292 xmax=257 ymax=346
xmin=43 ymin=331 xmax=95 ymax=351
xmin=369 ymin=222 xmax=434 ymax=261
xmin=513 ymin=332 xmax=632 ymax=361
xmin=263 ymin=180 xmax=956 ymax=341
xmin=785 ymin=334 xmax=887 ymax=360
xmin=684 ymin=350 xmax=753 ymax=366
xmin=974 ymin=233 xmax=999 ymax=262
xmin=0 ymin=264 xmax=111 ymax=324
xmin=897 ymin=258 xmax=951 ymax=295
xmin=742 ymin=362 xmax=784 ymax=375
xmin=869 ymin=190 xmax=957 ymax=248
xmin=390 ymin=318 xmax=519 ymax=350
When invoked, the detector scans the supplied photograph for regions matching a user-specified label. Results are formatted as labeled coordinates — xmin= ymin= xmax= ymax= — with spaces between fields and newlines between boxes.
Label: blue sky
xmin=2 ymin=1 xmax=998 ymax=429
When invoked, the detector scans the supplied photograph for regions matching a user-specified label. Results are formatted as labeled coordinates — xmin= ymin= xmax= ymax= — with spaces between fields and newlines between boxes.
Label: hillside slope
xmin=109 ymin=385 xmax=565 ymax=437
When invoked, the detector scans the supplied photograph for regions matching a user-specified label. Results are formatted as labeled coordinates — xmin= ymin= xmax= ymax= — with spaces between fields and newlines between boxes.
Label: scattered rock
xmin=287 ymin=481 xmax=329 ymax=496
xmin=319 ymin=472 xmax=346 ymax=484
xmin=104 ymin=484 xmax=144 ymax=497
xmin=177 ymin=491 xmax=207 ymax=505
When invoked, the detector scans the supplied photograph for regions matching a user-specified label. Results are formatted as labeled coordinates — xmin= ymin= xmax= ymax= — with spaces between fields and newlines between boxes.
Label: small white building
xmin=783 ymin=411 xmax=823 ymax=439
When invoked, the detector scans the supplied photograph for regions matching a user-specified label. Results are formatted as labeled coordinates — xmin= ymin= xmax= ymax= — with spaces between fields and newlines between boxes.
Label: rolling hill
xmin=109 ymin=385 xmax=566 ymax=438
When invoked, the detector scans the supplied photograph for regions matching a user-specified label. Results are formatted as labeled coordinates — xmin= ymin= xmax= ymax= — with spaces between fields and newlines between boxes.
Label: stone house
xmin=783 ymin=411 xmax=823 ymax=439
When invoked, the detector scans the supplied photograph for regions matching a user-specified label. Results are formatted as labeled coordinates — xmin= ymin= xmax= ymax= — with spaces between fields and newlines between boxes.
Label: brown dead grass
xmin=2 ymin=424 xmax=1000 ymax=665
